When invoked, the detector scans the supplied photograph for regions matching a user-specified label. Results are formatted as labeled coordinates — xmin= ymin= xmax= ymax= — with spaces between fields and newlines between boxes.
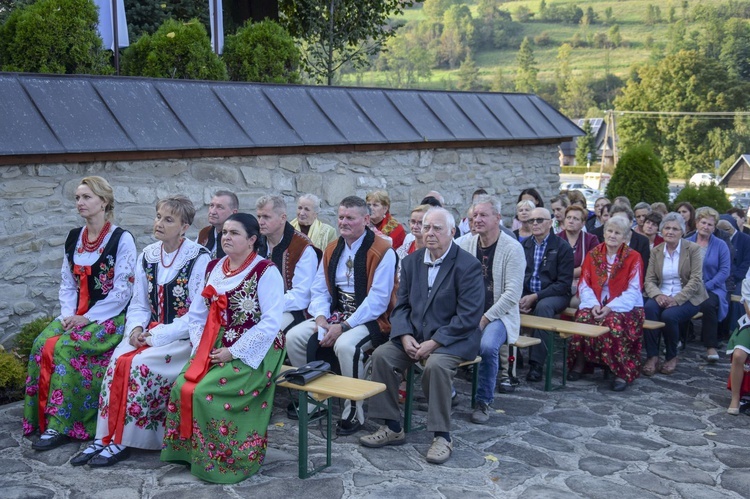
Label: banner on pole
xmin=209 ymin=0 xmax=224 ymax=54
xmin=96 ymin=0 xmax=129 ymax=51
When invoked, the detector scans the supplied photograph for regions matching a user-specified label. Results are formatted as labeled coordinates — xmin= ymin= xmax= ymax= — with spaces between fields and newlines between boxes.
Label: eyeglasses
xmin=527 ymin=218 xmax=551 ymax=225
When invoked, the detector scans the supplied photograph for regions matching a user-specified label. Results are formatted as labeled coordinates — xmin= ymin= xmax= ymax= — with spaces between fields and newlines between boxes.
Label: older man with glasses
xmin=519 ymin=207 xmax=574 ymax=382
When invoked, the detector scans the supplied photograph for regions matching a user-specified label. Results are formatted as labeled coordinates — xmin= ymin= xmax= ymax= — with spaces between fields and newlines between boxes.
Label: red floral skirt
xmin=568 ymin=307 xmax=645 ymax=383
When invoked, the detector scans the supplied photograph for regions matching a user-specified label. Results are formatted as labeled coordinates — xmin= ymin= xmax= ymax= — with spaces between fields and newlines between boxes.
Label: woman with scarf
xmin=290 ymin=193 xmax=337 ymax=251
xmin=567 ymin=216 xmax=644 ymax=391
xmin=161 ymin=213 xmax=285 ymax=483
xmin=71 ymin=196 xmax=210 ymax=467
xmin=24 ymin=176 xmax=136 ymax=450
xmin=366 ymin=190 xmax=406 ymax=249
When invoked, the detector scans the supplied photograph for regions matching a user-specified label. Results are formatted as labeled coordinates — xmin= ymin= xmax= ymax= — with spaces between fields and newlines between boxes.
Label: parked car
xmin=668 ymin=185 xmax=683 ymax=203
xmin=689 ymin=173 xmax=716 ymax=186
xmin=560 ymin=182 xmax=587 ymax=191
xmin=729 ymin=191 xmax=750 ymax=209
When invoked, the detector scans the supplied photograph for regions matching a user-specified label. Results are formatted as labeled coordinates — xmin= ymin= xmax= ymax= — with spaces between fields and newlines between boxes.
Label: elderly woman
xmin=676 ymin=202 xmax=697 ymax=235
xmin=643 ymin=213 xmax=708 ymax=375
xmin=558 ymin=205 xmax=599 ymax=303
xmin=23 ymin=176 xmax=136 ymax=450
xmin=161 ymin=213 xmax=285 ymax=483
xmin=366 ymin=190 xmax=406 ymax=249
xmin=585 ymin=196 xmax=610 ymax=232
xmin=512 ymin=188 xmax=544 ymax=230
xmin=70 ymin=196 xmax=210 ymax=467
xmin=643 ymin=211 xmax=664 ymax=249
xmin=512 ymin=199 xmax=535 ymax=241
xmin=687 ymin=207 xmax=731 ymax=362
xmin=397 ymin=204 xmax=430 ymax=260
xmin=633 ymin=202 xmax=651 ymax=235
xmin=568 ymin=217 xmax=644 ymax=391
xmin=290 ymin=193 xmax=337 ymax=251
xmin=727 ymin=277 xmax=750 ymax=414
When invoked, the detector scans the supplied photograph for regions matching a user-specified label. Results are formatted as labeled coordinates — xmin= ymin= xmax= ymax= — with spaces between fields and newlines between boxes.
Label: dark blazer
xmin=521 ymin=233 xmax=574 ymax=300
xmin=390 ymin=244 xmax=484 ymax=361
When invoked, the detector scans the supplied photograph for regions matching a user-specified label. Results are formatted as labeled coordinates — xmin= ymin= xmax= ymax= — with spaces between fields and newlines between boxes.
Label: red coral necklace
xmin=222 ymin=252 xmax=257 ymax=277
xmin=79 ymin=221 xmax=111 ymax=253
xmin=161 ymin=238 xmax=185 ymax=268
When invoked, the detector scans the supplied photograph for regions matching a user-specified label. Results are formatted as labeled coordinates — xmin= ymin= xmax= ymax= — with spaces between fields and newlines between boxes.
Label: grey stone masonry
xmin=0 ymin=144 xmax=559 ymax=344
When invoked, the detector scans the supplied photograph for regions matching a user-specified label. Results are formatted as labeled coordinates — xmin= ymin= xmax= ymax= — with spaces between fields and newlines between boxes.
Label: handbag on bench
xmin=274 ymin=360 xmax=332 ymax=386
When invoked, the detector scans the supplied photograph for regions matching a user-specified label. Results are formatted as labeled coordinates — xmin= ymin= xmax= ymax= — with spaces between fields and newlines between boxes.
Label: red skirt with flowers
xmin=161 ymin=330 xmax=285 ymax=484
xmin=568 ymin=307 xmax=645 ymax=383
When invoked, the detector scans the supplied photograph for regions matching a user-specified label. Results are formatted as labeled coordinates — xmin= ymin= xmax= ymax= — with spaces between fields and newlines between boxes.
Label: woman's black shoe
xmin=31 ymin=430 xmax=70 ymax=451
xmin=566 ymin=370 xmax=583 ymax=382
xmin=88 ymin=446 xmax=131 ymax=467
xmin=70 ymin=442 xmax=106 ymax=466
xmin=611 ymin=379 xmax=628 ymax=392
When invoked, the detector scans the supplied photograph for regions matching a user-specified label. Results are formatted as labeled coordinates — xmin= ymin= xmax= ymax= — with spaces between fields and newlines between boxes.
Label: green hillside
xmin=339 ymin=0 xmax=728 ymax=100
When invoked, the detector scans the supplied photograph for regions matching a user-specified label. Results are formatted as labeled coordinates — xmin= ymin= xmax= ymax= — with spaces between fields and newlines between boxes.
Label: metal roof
xmin=0 ymin=73 xmax=582 ymax=159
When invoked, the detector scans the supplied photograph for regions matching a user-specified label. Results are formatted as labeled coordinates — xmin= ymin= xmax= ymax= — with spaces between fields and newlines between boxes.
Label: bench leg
xmin=544 ymin=333 xmax=555 ymax=392
xmin=511 ymin=345 xmax=518 ymax=380
xmin=404 ymin=365 xmax=415 ymax=433
xmin=470 ymin=362 xmax=479 ymax=409
xmin=297 ymin=391 xmax=332 ymax=479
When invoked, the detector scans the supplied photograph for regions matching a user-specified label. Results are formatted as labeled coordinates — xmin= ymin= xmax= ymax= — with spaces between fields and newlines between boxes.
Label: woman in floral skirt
xmin=71 ymin=195 xmax=210 ymax=466
xmin=23 ymin=176 xmax=136 ymax=450
xmin=567 ymin=216 xmax=645 ymax=391
xmin=161 ymin=213 xmax=285 ymax=483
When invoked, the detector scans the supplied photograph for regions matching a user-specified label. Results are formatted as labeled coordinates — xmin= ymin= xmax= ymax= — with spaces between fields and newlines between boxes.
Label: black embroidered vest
xmin=144 ymin=246 xmax=208 ymax=324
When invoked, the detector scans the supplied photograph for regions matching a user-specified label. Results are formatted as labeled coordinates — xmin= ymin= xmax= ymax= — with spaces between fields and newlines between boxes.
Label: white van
xmin=689 ymin=173 xmax=716 ymax=186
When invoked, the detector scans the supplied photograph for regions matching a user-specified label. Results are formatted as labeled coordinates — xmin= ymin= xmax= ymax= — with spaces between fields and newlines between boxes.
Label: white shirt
xmin=126 ymin=240 xmax=210 ymax=347
xmin=423 ymin=241 xmax=453 ymax=290
xmin=280 ymin=242 xmax=317 ymax=313
xmin=308 ymin=231 xmax=396 ymax=329
xmin=578 ymin=254 xmax=643 ymax=312
xmin=58 ymin=225 xmax=136 ymax=323
xmin=183 ymin=254 xmax=284 ymax=369
xmin=659 ymin=240 xmax=683 ymax=296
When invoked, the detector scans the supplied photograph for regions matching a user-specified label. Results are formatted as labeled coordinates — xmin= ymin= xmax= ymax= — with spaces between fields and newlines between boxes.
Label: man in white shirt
xmin=256 ymin=195 xmax=319 ymax=332
xmin=286 ymin=196 xmax=397 ymax=435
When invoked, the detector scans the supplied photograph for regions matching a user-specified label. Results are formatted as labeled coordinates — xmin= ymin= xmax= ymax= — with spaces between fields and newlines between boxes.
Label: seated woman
xmin=558 ymin=205 xmax=599 ymax=307
xmin=686 ymin=207 xmax=731 ymax=363
xmin=511 ymin=188 xmax=544 ymax=230
xmin=568 ymin=216 xmax=644 ymax=391
xmin=290 ymin=193 xmax=337 ymax=251
xmin=397 ymin=204 xmax=430 ymax=261
xmin=366 ymin=189 xmax=406 ymax=249
xmin=71 ymin=196 xmax=210 ymax=467
xmin=585 ymin=197 xmax=610 ymax=232
xmin=727 ymin=276 xmax=750 ymax=415
xmin=23 ymin=176 xmax=136 ymax=450
xmin=512 ymin=199 xmax=534 ymax=241
xmin=642 ymin=211 xmax=664 ymax=249
xmin=676 ymin=201 xmax=697 ymax=235
xmin=161 ymin=213 xmax=285 ymax=484
xmin=643 ymin=213 xmax=708 ymax=376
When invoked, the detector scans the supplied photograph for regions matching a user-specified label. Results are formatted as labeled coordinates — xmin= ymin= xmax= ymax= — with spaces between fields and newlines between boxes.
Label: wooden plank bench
xmin=562 ymin=308 xmax=666 ymax=330
xmin=276 ymin=365 xmax=385 ymax=478
xmin=509 ymin=335 xmax=542 ymax=379
xmin=520 ymin=314 xmax=609 ymax=391
xmin=404 ymin=356 xmax=480 ymax=433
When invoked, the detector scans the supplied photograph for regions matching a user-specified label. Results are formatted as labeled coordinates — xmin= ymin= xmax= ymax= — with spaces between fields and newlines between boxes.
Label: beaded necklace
xmin=79 ymin=221 xmax=111 ymax=254
xmin=222 ymin=251 xmax=257 ymax=277
xmin=161 ymin=238 xmax=185 ymax=268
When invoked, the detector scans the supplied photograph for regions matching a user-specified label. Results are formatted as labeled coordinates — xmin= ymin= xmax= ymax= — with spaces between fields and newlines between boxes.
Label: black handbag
xmin=274 ymin=360 xmax=332 ymax=386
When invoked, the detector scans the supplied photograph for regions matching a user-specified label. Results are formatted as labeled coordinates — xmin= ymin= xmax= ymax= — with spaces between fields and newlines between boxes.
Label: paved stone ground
xmin=2 ymin=341 xmax=749 ymax=499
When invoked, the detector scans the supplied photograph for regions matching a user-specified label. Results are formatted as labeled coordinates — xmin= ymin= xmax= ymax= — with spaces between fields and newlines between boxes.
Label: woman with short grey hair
xmin=290 ymin=193 xmax=337 ymax=250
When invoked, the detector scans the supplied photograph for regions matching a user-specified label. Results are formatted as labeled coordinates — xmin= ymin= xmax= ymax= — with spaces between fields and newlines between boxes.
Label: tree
xmin=379 ymin=23 xmax=433 ymax=88
xmin=123 ymin=0 xmax=209 ymax=40
xmin=673 ymin=183 xmax=732 ymax=212
xmin=581 ymin=7 xmax=597 ymax=26
xmin=279 ymin=0 xmax=412 ymax=85
xmin=515 ymin=37 xmax=538 ymax=93
xmin=223 ymin=20 xmax=300 ymax=83
xmin=720 ymin=18 xmax=750 ymax=81
xmin=603 ymin=6 xmax=614 ymax=25
xmin=438 ymin=4 xmax=473 ymax=69
xmin=560 ymin=73 xmax=595 ymax=118
xmin=456 ymin=51 xmax=481 ymax=90
xmin=606 ymin=144 xmax=669 ymax=204
xmin=608 ymin=24 xmax=622 ymax=48
xmin=0 ymin=0 xmax=111 ymax=74
xmin=121 ymin=18 xmax=227 ymax=80
xmin=575 ymin=119 xmax=597 ymax=166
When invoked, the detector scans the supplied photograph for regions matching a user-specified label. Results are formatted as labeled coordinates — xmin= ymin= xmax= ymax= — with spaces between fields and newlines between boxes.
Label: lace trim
xmin=143 ymin=239 xmax=204 ymax=268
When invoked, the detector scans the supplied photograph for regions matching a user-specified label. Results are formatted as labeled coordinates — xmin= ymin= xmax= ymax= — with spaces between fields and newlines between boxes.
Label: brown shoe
xmin=660 ymin=357 xmax=678 ymax=375
xmin=642 ymin=357 xmax=659 ymax=377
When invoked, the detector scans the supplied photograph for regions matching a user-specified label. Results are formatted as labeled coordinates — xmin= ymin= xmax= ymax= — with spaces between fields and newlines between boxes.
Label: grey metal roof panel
xmin=308 ymin=88 xmax=387 ymax=144
xmin=348 ymin=90 xmax=423 ymax=143
xmin=503 ymin=94 xmax=560 ymax=138
xmin=213 ymin=85 xmax=303 ymax=147
xmin=448 ymin=93 xmax=512 ymax=139
xmin=154 ymin=81 xmax=251 ymax=148
xmin=478 ymin=94 xmax=536 ymax=138
xmin=0 ymin=77 xmax=65 ymax=154
xmin=92 ymin=79 xmax=196 ymax=150
xmin=384 ymin=91 xmax=454 ymax=142
xmin=262 ymin=86 xmax=347 ymax=145
xmin=527 ymin=95 xmax=583 ymax=137
xmin=21 ymin=76 xmax=135 ymax=153
xmin=420 ymin=93 xmax=484 ymax=140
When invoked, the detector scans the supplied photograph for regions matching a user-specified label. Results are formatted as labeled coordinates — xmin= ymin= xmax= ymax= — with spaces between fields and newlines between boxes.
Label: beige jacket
xmin=645 ymin=239 xmax=709 ymax=306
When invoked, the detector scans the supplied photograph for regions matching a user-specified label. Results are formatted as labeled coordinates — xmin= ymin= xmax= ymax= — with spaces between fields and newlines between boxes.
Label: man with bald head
xmin=360 ymin=207 xmax=484 ymax=465
xmin=520 ymin=207 xmax=574 ymax=382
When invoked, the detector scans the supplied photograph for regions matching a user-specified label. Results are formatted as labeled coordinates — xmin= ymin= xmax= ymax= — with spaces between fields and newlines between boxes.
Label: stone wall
xmin=0 ymin=143 xmax=560 ymax=344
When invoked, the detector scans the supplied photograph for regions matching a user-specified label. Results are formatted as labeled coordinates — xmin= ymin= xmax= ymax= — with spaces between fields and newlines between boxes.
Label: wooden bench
xmin=520 ymin=314 xmax=609 ymax=391
xmin=562 ymin=308 xmax=666 ymax=330
xmin=277 ymin=365 xmax=385 ymax=478
xmin=403 ymin=356 xmax=480 ymax=433
xmin=509 ymin=335 xmax=542 ymax=379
